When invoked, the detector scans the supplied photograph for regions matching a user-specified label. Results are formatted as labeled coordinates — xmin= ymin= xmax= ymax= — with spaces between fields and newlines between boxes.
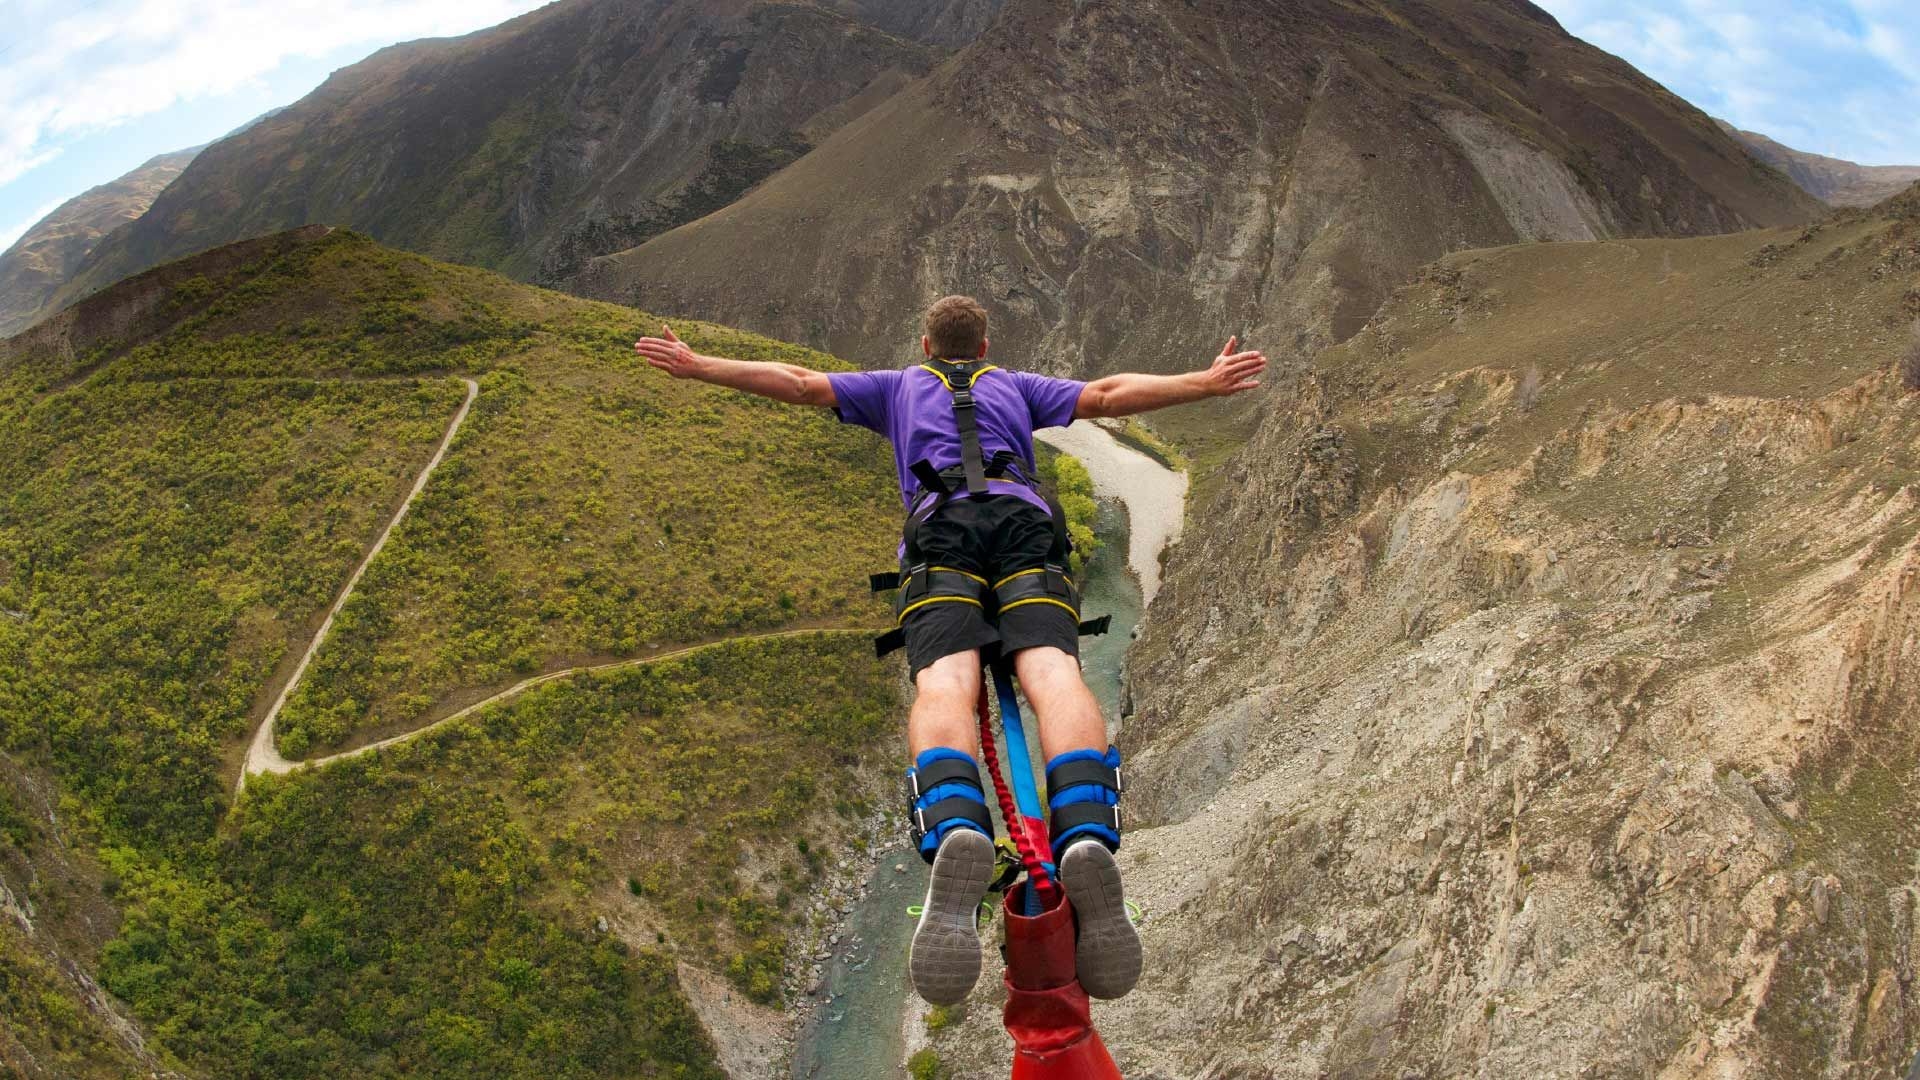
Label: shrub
xmin=908 ymin=1049 xmax=944 ymax=1080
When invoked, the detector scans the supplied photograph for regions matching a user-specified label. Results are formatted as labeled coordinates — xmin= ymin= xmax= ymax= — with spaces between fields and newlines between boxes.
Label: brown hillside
xmin=49 ymin=0 xmax=966 ymax=312
xmin=823 ymin=0 xmax=1005 ymax=47
xmin=579 ymin=0 xmax=1819 ymax=380
xmin=1723 ymin=121 xmax=1920 ymax=208
xmin=0 ymin=149 xmax=198 ymax=338
xmin=943 ymin=186 xmax=1920 ymax=1076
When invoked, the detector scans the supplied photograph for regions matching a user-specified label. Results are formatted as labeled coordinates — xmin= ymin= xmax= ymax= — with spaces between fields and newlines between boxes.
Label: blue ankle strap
xmin=1046 ymin=746 xmax=1121 ymax=852
xmin=907 ymin=748 xmax=990 ymax=861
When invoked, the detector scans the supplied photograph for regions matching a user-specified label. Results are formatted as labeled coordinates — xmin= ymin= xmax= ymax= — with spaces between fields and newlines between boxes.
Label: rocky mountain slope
xmin=928 ymin=185 xmax=1920 ymax=1077
xmin=579 ymin=0 xmax=1820 ymax=378
xmin=1 ymin=228 xmax=910 ymax=1077
xmin=45 ymin=0 xmax=973 ymax=316
xmin=823 ymin=0 xmax=1005 ymax=48
xmin=1723 ymin=122 xmax=1920 ymax=208
xmin=0 ymin=149 xmax=198 ymax=338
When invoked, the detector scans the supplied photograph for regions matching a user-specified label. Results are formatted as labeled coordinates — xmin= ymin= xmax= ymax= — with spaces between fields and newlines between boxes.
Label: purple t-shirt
xmin=827 ymin=364 xmax=1087 ymax=513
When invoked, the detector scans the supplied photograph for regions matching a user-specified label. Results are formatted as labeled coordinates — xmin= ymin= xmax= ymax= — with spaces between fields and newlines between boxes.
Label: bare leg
xmin=905 ymin=649 xmax=995 ymax=1007
xmin=910 ymin=650 xmax=984 ymax=758
xmin=1011 ymin=646 xmax=1107 ymax=759
xmin=1012 ymin=646 xmax=1139 ymax=998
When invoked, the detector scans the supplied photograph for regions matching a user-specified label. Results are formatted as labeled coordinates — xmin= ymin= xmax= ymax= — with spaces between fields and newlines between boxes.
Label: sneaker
xmin=908 ymin=828 xmax=995 ymax=1005
xmin=1058 ymin=840 xmax=1142 ymax=998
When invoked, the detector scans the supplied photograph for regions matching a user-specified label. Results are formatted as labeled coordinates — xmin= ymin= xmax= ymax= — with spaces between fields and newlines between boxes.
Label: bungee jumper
xmin=637 ymin=297 xmax=1265 ymax=1074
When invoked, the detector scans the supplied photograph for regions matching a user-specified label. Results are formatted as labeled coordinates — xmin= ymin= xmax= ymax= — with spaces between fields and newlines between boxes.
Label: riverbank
xmin=1037 ymin=419 xmax=1188 ymax=605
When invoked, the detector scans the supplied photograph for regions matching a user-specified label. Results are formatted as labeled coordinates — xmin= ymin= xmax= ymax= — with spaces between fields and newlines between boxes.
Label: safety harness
xmin=871 ymin=360 xmax=1111 ymax=658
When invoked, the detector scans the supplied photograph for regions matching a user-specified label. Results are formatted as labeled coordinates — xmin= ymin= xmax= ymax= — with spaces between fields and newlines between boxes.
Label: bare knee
xmin=909 ymin=651 xmax=982 ymax=757
xmin=1012 ymin=646 xmax=1105 ymax=760
xmin=1011 ymin=646 xmax=1082 ymax=694
xmin=915 ymin=651 xmax=982 ymax=705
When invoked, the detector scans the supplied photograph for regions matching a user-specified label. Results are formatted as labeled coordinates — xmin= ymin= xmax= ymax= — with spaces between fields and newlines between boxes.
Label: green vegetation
xmin=0 ymin=375 xmax=464 ymax=844
xmin=100 ymin=635 xmax=890 ymax=1077
xmin=1037 ymin=448 xmax=1100 ymax=574
xmin=908 ymin=1048 xmax=945 ymax=1080
xmin=0 ymin=230 xmax=906 ymax=1076
xmin=1111 ymin=417 xmax=1189 ymax=471
xmin=1 ymin=922 xmax=152 ymax=1078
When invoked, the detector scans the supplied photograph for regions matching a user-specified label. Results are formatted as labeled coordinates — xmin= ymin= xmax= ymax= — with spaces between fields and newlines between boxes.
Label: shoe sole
xmin=1059 ymin=842 xmax=1142 ymax=999
xmin=909 ymin=829 xmax=994 ymax=1005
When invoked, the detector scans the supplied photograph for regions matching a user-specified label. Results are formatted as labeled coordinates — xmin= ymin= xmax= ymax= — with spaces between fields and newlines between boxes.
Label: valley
xmin=3 ymin=0 xmax=1920 ymax=1076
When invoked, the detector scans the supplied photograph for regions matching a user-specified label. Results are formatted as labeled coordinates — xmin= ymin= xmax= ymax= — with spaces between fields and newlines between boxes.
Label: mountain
xmin=1 ymin=228 xmax=910 ymax=1077
xmin=45 ymin=0 xmax=967 ymax=317
xmin=925 ymin=186 xmax=1920 ymax=1076
xmin=1720 ymin=122 xmax=1920 ymax=208
xmin=577 ymin=0 xmax=1820 ymax=379
xmin=0 ymin=149 xmax=199 ymax=338
xmin=822 ymin=0 xmax=1005 ymax=47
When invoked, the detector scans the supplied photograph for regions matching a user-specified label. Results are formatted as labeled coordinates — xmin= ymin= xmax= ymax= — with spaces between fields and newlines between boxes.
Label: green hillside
xmin=0 ymin=228 xmax=904 ymax=1077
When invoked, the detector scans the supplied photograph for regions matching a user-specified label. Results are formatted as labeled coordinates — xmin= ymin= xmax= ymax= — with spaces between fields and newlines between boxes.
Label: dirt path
xmin=244 ymin=627 xmax=876 ymax=784
xmin=238 ymin=378 xmax=478 ymax=791
xmin=1036 ymin=421 xmax=1188 ymax=606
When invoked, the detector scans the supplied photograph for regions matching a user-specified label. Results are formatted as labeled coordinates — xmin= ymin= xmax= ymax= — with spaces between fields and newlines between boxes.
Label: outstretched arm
xmin=635 ymin=325 xmax=837 ymax=407
xmin=1073 ymin=337 xmax=1267 ymax=419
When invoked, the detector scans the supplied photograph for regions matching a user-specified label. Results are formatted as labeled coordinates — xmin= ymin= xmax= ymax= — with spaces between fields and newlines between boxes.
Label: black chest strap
xmin=922 ymin=361 xmax=995 ymax=497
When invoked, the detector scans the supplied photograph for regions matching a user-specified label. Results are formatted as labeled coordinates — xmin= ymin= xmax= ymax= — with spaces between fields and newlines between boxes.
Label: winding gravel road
xmin=234 ymin=376 xmax=876 ymax=791
xmin=238 ymin=378 xmax=477 ymax=791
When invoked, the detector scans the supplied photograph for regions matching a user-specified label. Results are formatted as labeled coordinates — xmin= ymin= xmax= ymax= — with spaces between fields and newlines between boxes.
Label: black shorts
xmin=901 ymin=495 xmax=1081 ymax=679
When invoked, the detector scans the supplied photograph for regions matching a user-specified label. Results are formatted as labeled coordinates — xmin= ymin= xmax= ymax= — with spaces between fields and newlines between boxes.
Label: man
xmin=636 ymin=297 xmax=1265 ymax=1005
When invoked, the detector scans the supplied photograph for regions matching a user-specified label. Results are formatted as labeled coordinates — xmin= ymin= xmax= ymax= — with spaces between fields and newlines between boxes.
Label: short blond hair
xmin=925 ymin=295 xmax=988 ymax=358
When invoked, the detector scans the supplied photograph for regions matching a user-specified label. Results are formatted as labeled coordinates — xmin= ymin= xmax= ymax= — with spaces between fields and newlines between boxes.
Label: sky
xmin=1536 ymin=0 xmax=1920 ymax=166
xmin=0 ymin=0 xmax=554 ymax=252
xmin=0 ymin=1 xmax=1918 ymax=255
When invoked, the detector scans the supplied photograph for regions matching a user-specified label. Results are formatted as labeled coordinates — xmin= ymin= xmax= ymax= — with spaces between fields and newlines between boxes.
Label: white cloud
xmin=0 ymin=0 xmax=554 ymax=187
xmin=0 ymin=196 xmax=68 ymax=255
xmin=1537 ymin=0 xmax=1920 ymax=165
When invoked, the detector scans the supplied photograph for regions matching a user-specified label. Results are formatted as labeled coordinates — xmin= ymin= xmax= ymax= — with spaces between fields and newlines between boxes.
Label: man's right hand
xmin=635 ymin=324 xmax=706 ymax=379
xmin=1197 ymin=336 xmax=1266 ymax=397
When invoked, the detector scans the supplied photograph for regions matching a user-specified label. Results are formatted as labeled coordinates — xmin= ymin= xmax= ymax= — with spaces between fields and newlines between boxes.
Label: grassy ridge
xmin=0 ymin=230 xmax=908 ymax=1077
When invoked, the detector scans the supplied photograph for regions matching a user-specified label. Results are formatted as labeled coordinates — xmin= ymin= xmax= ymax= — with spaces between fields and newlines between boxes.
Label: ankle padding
xmin=1046 ymin=746 xmax=1122 ymax=853
xmin=906 ymin=750 xmax=991 ymax=862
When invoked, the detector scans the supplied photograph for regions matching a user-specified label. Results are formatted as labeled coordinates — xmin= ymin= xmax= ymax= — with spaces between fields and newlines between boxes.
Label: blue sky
xmin=0 ymin=0 xmax=553 ymax=251
xmin=1 ymin=1 xmax=1918 ymax=256
xmin=1535 ymin=0 xmax=1920 ymax=166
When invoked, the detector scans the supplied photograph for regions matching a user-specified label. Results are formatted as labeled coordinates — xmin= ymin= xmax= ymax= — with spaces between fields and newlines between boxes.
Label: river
xmin=787 ymin=420 xmax=1183 ymax=1079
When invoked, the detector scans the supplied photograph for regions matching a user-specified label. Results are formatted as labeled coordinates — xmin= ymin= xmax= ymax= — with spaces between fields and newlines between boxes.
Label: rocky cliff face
xmin=49 ymin=0 xmax=955 ymax=310
xmin=928 ymin=189 xmax=1920 ymax=1077
xmin=0 ymin=149 xmax=198 ymax=338
xmin=1722 ymin=123 xmax=1920 ymax=209
xmin=580 ymin=0 xmax=1818 ymax=377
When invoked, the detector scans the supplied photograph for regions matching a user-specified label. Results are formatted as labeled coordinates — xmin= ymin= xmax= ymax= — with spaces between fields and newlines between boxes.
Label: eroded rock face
xmin=930 ymin=200 xmax=1920 ymax=1076
xmin=585 ymin=0 xmax=1817 ymax=376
